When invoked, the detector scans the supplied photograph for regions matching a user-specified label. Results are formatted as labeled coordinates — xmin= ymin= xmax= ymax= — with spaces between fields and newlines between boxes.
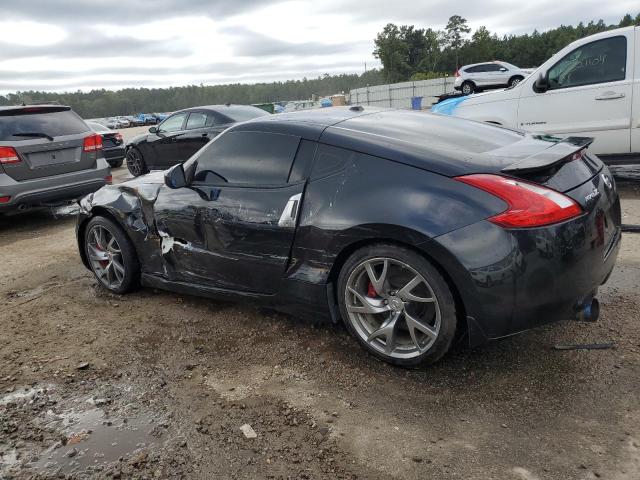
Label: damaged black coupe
xmin=76 ymin=107 xmax=621 ymax=366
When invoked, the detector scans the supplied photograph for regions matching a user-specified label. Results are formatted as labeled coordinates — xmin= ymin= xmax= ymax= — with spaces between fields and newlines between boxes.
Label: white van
xmin=432 ymin=26 xmax=638 ymax=163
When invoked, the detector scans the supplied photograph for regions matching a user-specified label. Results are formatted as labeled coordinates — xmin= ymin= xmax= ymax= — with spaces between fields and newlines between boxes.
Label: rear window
xmin=0 ymin=109 xmax=90 ymax=141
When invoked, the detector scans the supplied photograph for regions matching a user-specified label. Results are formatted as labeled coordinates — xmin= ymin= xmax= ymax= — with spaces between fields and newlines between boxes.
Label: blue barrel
xmin=411 ymin=96 xmax=423 ymax=110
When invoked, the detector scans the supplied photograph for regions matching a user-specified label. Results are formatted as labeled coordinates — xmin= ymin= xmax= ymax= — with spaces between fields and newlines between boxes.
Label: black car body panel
xmin=77 ymin=107 xmax=621 ymax=346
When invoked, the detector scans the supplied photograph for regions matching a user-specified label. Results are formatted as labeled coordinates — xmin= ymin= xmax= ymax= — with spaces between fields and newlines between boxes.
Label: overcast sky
xmin=0 ymin=0 xmax=636 ymax=94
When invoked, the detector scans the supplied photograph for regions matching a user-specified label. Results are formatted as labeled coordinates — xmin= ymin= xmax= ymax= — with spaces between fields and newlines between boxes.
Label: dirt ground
xmin=1 ymin=143 xmax=640 ymax=479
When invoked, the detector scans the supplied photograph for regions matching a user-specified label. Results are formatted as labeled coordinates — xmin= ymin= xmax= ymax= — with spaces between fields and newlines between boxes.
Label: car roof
xmin=176 ymin=104 xmax=266 ymax=114
xmin=0 ymin=105 xmax=72 ymax=114
xmin=462 ymin=61 xmax=504 ymax=68
xmin=236 ymin=107 xmax=526 ymax=176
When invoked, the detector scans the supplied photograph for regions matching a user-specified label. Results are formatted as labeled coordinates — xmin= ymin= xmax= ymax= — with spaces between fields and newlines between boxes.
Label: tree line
xmin=1 ymin=13 xmax=638 ymax=118
xmin=374 ymin=13 xmax=640 ymax=83
xmin=0 ymin=71 xmax=385 ymax=119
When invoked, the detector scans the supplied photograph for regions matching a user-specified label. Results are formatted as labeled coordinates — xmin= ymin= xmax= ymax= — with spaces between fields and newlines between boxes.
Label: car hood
xmin=127 ymin=133 xmax=149 ymax=146
xmin=121 ymin=170 xmax=165 ymax=186
xmin=431 ymin=88 xmax=517 ymax=115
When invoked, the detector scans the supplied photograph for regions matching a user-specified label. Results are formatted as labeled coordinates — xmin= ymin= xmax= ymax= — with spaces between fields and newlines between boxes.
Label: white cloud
xmin=0 ymin=0 xmax=635 ymax=93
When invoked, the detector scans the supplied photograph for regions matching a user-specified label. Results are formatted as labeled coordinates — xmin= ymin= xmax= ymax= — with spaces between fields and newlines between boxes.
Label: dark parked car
xmin=0 ymin=105 xmax=110 ymax=214
xmin=77 ymin=107 xmax=620 ymax=366
xmin=125 ymin=104 xmax=269 ymax=177
xmin=86 ymin=121 xmax=125 ymax=168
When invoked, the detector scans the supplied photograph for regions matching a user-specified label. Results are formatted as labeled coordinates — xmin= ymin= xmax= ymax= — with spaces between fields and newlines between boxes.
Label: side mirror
xmin=149 ymin=126 xmax=158 ymax=134
xmin=499 ymin=67 xmax=507 ymax=72
xmin=164 ymin=163 xmax=187 ymax=189
xmin=533 ymin=72 xmax=550 ymax=93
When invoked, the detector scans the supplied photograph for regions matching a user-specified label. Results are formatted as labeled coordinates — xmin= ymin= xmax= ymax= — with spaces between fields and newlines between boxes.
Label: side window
xmin=193 ymin=131 xmax=300 ymax=185
xmin=485 ymin=64 xmax=502 ymax=72
xmin=310 ymin=144 xmax=356 ymax=180
xmin=159 ymin=113 xmax=187 ymax=132
xmin=288 ymin=140 xmax=316 ymax=183
xmin=548 ymin=36 xmax=626 ymax=90
xmin=465 ymin=66 xmax=481 ymax=73
xmin=186 ymin=112 xmax=208 ymax=130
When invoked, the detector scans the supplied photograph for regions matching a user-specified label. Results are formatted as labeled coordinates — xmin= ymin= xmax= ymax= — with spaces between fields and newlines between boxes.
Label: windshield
xmin=0 ymin=109 xmax=89 ymax=141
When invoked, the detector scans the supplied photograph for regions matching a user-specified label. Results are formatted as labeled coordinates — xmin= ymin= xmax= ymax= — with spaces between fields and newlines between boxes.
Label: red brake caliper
xmin=367 ymin=282 xmax=378 ymax=298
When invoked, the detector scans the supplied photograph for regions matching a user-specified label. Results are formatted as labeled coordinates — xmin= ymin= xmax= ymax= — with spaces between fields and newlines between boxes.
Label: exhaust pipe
xmin=574 ymin=298 xmax=600 ymax=322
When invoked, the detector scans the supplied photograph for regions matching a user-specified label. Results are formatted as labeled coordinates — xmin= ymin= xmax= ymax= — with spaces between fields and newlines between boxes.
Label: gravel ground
xmin=0 ymin=145 xmax=639 ymax=479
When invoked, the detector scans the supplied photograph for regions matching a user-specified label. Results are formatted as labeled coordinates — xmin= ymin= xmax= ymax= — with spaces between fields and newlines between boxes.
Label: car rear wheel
xmin=337 ymin=244 xmax=457 ymax=366
xmin=461 ymin=81 xmax=475 ymax=95
xmin=509 ymin=76 xmax=524 ymax=87
xmin=84 ymin=216 xmax=139 ymax=294
xmin=126 ymin=148 xmax=148 ymax=177
xmin=108 ymin=159 xmax=123 ymax=168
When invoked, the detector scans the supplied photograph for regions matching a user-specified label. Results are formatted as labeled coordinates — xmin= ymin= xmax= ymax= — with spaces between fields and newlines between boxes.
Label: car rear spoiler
xmin=501 ymin=136 xmax=594 ymax=174
xmin=0 ymin=105 xmax=71 ymax=116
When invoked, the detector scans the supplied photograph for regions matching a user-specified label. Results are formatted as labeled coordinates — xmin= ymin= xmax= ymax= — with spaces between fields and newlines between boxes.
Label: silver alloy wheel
xmin=462 ymin=83 xmax=473 ymax=95
xmin=87 ymin=225 xmax=126 ymax=289
xmin=510 ymin=78 xmax=522 ymax=87
xmin=126 ymin=149 xmax=143 ymax=176
xmin=345 ymin=257 xmax=441 ymax=360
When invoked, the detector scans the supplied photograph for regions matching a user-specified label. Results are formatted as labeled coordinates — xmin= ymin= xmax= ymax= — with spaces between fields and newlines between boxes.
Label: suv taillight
xmin=83 ymin=133 xmax=103 ymax=152
xmin=0 ymin=146 xmax=20 ymax=164
xmin=454 ymin=69 xmax=460 ymax=77
xmin=455 ymin=174 xmax=583 ymax=228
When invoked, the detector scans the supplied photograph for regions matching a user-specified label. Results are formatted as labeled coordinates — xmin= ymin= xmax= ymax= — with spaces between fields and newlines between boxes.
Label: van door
xmin=517 ymin=32 xmax=634 ymax=155
xmin=632 ymin=27 xmax=640 ymax=154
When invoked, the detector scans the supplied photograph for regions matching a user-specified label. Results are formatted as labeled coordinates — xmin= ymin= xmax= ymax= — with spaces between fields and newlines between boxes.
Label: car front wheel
xmin=337 ymin=244 xmax=457 ymax=366
xmin=126 ymin=148 xmax=148 ymax=177
xmin=509 ymin=76 xmax=524 ymax=87
xmin=84 ymin=216 xmax=139 ymax=294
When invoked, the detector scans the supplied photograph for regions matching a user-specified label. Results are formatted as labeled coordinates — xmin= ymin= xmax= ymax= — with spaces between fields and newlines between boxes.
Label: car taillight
xmin=0 ymin=146 xmax=20 ymax=164
xmin=105 ymin=175 xmax=113 ymax=184
xmin=454 ymin=69 xmax=460 ymax=77
xmin=455 ymin=174 xmax=583 ymax=228
xmin=0 ymin=196 xmax=10 ymax=203
xmin=83 ymin=133 xmax=103 ymax=152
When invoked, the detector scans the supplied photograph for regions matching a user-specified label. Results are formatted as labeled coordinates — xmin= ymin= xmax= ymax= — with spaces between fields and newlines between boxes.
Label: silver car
xmin=0 ymin=105 xmax=110 ymax=214
xmin=454 ymin=61 xmax=534 ymax=95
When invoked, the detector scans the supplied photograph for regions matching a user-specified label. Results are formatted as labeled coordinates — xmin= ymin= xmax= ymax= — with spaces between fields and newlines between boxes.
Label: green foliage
xmin=409 ymin=72 xmax=450 ymax=81
xmin=0 ymin=70 xmax=385 ymax=118
xmin=375 ymin=13 xmax=639 ymax=82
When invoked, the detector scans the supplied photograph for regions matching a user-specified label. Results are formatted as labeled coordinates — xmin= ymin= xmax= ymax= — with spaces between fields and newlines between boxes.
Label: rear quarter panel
xmin=287 ymin=150 xmax=506 ymax=288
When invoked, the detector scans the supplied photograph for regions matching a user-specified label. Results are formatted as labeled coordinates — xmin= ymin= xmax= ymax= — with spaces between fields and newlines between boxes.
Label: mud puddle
xmin=0 ymin=383 xmax=165 ymax=479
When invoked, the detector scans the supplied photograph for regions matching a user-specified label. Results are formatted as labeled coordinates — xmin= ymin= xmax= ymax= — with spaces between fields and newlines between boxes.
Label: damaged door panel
xmin=153 ymin=182 xmax=305 ymax=293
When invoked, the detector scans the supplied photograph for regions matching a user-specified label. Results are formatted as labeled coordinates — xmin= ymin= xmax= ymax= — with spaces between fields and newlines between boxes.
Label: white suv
xmin=454 ymin=61 xmax=534 ymax=95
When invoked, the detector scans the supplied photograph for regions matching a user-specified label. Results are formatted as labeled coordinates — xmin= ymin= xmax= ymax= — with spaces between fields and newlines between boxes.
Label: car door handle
xmin=278 ymin=193 xmax=301 ymax=227
xmin=595 ymin=92 xmax=625 ymax=100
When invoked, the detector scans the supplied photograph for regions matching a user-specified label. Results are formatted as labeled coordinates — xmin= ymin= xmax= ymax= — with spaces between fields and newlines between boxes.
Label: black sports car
xmin=77 ymin=107 xmax=621 ymax=366
xmin=125 ymin=104 xmax=269 ymax=177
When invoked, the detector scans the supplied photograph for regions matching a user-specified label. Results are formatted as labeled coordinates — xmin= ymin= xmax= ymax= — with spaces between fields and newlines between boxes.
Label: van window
xmin=547 ymin=36 xmax=626 ymax=90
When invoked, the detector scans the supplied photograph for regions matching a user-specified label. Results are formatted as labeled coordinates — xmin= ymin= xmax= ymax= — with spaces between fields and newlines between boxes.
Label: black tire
xmin=337 ymin=244 xmax=457 ymax=367
xmin=126 ymin=148 xmax=148 ymax=177
xmin=461 ymin=81 xmax=475 ymax=95
xmin=84 ymin=216 xmax=140 ymax=294
xmin=108 ymin=158 xmax=124 ymax=168
xmin=508 ymin=76 xmax=524 ymax=88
